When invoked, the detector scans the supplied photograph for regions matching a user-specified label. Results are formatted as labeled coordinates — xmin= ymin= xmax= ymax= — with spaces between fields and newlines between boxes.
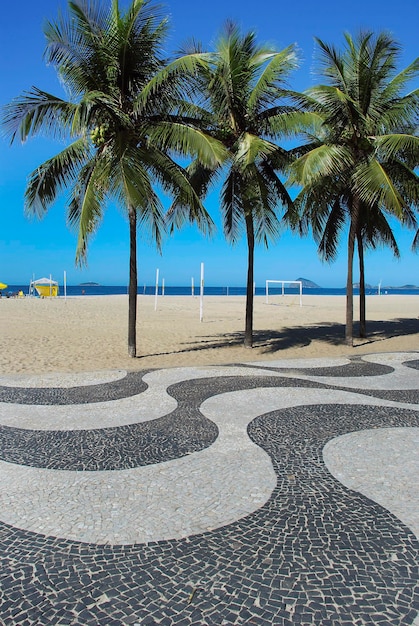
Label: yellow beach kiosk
xmin=31 ymin=277 xmax=59 ymax=297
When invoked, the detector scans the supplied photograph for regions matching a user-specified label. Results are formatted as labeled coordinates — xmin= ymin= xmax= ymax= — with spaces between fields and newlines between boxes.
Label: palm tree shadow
xmin=251 ymin=317 xmax=419 ymax=354
xmin=141 ymin=317 xmax=418 ymax=359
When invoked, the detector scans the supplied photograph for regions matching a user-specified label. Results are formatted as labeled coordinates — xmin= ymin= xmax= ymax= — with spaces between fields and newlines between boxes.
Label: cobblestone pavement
xmin=0 ymin=352 xmax=418 ymax=625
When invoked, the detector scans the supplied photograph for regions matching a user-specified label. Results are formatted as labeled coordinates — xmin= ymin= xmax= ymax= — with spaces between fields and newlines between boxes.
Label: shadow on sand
xmin=141 ymin=317 xmax=419 ymax=360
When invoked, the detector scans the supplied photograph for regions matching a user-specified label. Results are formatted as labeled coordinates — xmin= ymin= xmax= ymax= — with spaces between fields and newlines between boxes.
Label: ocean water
xmin=3 ymin=284 xmax=419 ymax=297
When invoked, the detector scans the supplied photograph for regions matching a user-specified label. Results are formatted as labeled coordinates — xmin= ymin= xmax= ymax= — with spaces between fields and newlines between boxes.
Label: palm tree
xmin=297 ymin=187 xmax=414 ymax=337
xmin=2 ymin=0 xmax=222 ymax=357
xmin=289 ymin=31 xmax=419 ymax=345
xmin=356 ymin=202 xmax=412 ymax=336
xmin=170 ymin=23 xmax=299 ymax=348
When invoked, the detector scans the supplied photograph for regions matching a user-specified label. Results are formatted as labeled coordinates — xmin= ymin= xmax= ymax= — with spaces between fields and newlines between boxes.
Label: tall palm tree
xmin=2 ymin=0 xmax=222 ymax=357
xmin=288 ymin=32 xmax=419 ymax=345
xmin=356 ymin=202 xmax=408 ymax=336
xmin=170 ymin=23 xmax=299 ymax=348
xmin=297 ymin=185 xmax=412 ymax=337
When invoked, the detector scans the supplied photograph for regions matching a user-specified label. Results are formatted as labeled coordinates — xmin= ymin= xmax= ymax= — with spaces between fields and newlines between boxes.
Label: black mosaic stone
xmin=233 ymin=355 xmax=394 ymax=377
xmin=0 ymin=375 xmax=329 ymax=470
xmin=0 ymin=371 xmax=149 ymax=405
xmin=1 ymin=358 xmax=418 ymax=624
xmin=232 ymin=357 xmax=419 ymax=405
xmin=0 ymin=400 xmax=418 ymax=624
xmin=280 ymin=358 xmax=393 ymax=377
xmin=1 ymin=370 xmax=419 ymax=470
xmin=336 ymin=386 xmax=419 ymax=405
xmin=405 ymin=359 xmax=419 ymax=371
xmin=0 ymin=417 xmax=218 ymax=470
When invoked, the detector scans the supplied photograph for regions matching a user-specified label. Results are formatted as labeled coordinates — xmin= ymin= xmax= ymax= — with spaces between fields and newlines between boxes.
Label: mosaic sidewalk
xmin=0 ymin=352 xmax=418 ymax=625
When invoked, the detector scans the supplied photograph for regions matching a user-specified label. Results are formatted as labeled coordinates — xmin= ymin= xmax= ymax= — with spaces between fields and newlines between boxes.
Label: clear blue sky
xmin=1 ymin=0 xmax=418 ymax=287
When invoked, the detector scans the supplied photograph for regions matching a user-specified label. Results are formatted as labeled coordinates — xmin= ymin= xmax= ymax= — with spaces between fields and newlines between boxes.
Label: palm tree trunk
xmin=346 ymin=196 xmax=362 ymax=345
xmin=357 ymin=231 xmax=366 ymax=338
xmin=244 ymin=214 xmax=255 ymax=348
xmin=345 ymin=234 xmax=354 ymax=346
xmin=345 ymin=211 xmax=358 ymax=347
xmin=128 ymin=204 xmax=138 ymax=357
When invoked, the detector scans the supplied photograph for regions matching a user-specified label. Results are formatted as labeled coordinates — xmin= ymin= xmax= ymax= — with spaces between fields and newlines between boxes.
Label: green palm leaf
xmin=289 ymin=144 xmax=352 ymax=186
xmin=374 ymin=133 xmax=419 ymax=161
xmin=235 ymin=133 xmax=278 ymax=169
xmin=2 ymin=0 xmax=221 ymax=358
xmin=289 ymin=31 xmax=419 ymax=343
xmin=2 ymin=89 xmax=77 ymax=142
xmin=25 ymin=138 xmax=90 ymax=217
xmin=352 ymin=159 xmax=405 ymax=216
xmin=147 ymin=121 xmax=228 ymax=169
xmin=248 ymin=45 xmax=298 ymax=113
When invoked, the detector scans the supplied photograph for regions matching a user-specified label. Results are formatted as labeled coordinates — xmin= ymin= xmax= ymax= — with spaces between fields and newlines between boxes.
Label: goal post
xmin=265 ymin=280 xmax=303 ymax=306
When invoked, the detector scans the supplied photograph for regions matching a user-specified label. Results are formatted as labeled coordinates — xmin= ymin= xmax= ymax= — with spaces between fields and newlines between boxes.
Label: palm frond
xmin=261 ymin=110 xmax=324 ymax=141
xmin=289 ymin=144 xmax=352 ymax=187
xmin=25 ymin=138 xmax=90 ymax=218
xmin=245 ymin=166 xmax=283 ymax=245
xmin=135 ymin=52 xmax=213 ymax=113
xmin=220 ymin=170 xmax=244 ymax=243
xmin=382 ymin=161 xmax=419 ymax=212
xmin=115 ymin=150 xmax=165 ymax=250
xmin=247 ymin=45 xmax=298 ymax=113
xmin=374 ymin=133 xmax=419 ymax=161
xmin=260 ymin=159 xmax=294 ymax=212
xmin=313 ymin=37 xmax=347 ymax=88
xmin=2 ymin=89 xmax=77 ymax=143
xmin=68 ymin=157 xmax=109 ymax=265
xmin=235 ymin=133 xmax=278 ymax=169
xmin=379 ymin=57 xmax=419 ymax=103
xmin=140 ymin=144 xmax=214 ymax=236
xmin=361 ymin=205 xmax=400 ymax=257
xmin=147 ymin=121 xmax=228 ymax=169
xmin=317 ymin=200 xmax=346 ymax=261
xmin=167 ymin=160 xmax=218 ymax=233
xmin=352 ymin=159 xmax=405 ymax=216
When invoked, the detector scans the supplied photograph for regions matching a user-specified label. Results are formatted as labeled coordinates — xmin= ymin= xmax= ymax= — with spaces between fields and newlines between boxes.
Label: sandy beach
xmin=1 ymin=293 xmax=418 ymax=374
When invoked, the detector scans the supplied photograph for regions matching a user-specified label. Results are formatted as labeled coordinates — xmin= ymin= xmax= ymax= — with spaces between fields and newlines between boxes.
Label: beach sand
xmin=1 ymin=293 xmax=418 ymax=374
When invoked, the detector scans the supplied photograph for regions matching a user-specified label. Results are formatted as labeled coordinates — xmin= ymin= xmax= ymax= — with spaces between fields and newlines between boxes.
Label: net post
xmin=200 ymin=262 xmax=204 ymax=322
xmin=266 ymin=280 xmax=303 ymax=306
xmin=154 ymin=268 xmax=159 ymax=311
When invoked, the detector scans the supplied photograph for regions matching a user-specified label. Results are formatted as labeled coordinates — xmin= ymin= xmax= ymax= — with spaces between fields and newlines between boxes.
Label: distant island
xmin=79 ymin=282 xmax=100 ymax=286
xmin=295 ymin=278 xmax=419 ymax=290
xmin=357 ymin=283 xmax=418 ymax=290
xmin=295 ymin=277 xmax=321 ymax=288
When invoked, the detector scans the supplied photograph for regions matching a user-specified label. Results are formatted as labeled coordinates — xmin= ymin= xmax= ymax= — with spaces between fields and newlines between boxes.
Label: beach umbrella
xmin=0 ymin=282 xmax=7 ymax=290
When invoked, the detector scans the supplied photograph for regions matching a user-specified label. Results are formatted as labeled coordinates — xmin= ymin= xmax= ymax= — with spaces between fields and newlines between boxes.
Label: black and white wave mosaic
xmin=0 ymin=352 xmax=418 ymax=625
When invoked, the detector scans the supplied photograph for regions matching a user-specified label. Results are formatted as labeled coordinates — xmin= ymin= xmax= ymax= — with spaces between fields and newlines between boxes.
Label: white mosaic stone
xmin=1 ymin=352 xmax=418 ymax=625
xmin=279 ymin=353 xmax=419 ymax=391
xmin=0 ymin=387 xmax=177 ymax=430
xmin=0 ymin=365 xmax=282 ymax=431
xmin=0 ymin=444 xmax=275 ymax=544
xmin=0 ymin=385 xmax=410 ymax=545
xmin=361 ymin=352 xmax=419 ymax=367
xmin=244 ymin=357 xmax=351 ymax=369
xmin=142 ymin=364 xmax=285 ymax=386
xmin=323 ymin=427 xmax=419 ymax=539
